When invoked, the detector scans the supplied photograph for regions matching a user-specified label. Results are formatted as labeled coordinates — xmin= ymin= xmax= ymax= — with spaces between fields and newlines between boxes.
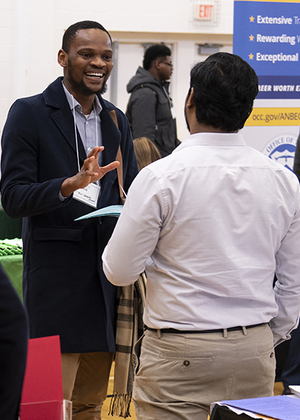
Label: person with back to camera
xmin=0 ymin=20 xmax=138 ymax=420
xmin=126 ymin=44 xmax=180 ymax=158
xmin=103 ymin=52 xmax=300 ymax=420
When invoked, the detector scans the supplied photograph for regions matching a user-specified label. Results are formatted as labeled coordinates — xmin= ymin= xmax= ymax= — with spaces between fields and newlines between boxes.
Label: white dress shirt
xmin=103 ymin=132 xmax=300 ymax=346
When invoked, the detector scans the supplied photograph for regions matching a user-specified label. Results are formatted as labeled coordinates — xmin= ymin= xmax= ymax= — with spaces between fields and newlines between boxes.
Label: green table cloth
xmin=0 ymin=239 xmax=23 ymax=300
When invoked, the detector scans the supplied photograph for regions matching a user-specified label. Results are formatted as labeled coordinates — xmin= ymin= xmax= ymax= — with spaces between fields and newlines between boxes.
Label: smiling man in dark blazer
xmin=0 ymin=20 xmax=138 ymax=420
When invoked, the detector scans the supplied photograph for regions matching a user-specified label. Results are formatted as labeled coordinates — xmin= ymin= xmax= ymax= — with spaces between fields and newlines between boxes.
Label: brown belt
xmin=145 ymin=323 xmax=266 ymax=334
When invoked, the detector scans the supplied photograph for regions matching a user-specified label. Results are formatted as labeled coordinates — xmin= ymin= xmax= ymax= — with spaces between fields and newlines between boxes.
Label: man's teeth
xmin=86 ymin=73 xmax=104 ymax=78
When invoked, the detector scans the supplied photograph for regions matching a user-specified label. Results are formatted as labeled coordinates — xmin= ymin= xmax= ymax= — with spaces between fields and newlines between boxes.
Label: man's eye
xmin=80 ymin=52 xmax=91 ymax=58
xmin=104 ymin=55 xmax=112 ymax=61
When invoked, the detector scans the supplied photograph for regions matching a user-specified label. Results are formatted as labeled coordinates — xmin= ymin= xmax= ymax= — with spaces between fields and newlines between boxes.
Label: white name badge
xmin=73 ymin=183 xmax=100 ymax=208
xmin=171 ymin=105 xmax=176 ymax=119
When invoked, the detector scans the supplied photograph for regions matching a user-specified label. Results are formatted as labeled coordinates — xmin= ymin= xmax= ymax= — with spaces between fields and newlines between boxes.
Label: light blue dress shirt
xmin=62 ymin=82 xmax=103 ymax=165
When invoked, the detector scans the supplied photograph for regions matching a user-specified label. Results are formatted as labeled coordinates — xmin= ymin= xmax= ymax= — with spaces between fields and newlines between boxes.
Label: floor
xmin=101 ymin=364 xmax=284 ymax=420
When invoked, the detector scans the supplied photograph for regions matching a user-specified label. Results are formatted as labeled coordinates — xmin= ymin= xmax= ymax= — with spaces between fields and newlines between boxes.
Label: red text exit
xmin=195 ymin=5 xmax=214 ymax=20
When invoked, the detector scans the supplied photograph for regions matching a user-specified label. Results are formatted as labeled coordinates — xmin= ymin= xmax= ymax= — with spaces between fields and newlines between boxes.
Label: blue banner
xmin=233 ymin=1 xmax=300 ymax=99
xmin=257 ymin=75 xmax=300 ymax=98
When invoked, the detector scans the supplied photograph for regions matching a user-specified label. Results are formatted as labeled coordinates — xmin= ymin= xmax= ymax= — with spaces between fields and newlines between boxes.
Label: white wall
xmin=0 ymin=0 xmax=233 ymax=140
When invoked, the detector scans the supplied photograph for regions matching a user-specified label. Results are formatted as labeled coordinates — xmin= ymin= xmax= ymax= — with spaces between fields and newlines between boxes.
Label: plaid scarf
xmin=109 ymin=273 xmax=146 ymax=418
xmin=107 ymin=110 xmax=146 ymax=416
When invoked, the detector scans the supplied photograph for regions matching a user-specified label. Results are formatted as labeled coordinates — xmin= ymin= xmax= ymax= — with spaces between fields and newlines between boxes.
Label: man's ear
xmin=57 ymin=49 xmax=67 ymax=68
xmin=154 ymin=58 xmax=163 ymax=70
xmin=186 ymin=87 xmax=195 ymax=109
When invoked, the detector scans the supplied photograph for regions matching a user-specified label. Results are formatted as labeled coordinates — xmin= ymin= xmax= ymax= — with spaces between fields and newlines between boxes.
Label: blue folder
xmin=75 ymin=205 xmax=123 ymax=221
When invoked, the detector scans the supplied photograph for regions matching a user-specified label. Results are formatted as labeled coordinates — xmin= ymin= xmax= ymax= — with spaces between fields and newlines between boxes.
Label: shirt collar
xmin=62 ymin=81 xmax=102 ymax=115
xmin=174 ymin=132 xmax=247 ymax=153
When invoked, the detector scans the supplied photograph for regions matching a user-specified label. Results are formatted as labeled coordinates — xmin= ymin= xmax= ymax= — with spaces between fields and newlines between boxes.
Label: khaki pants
xmin=133 ymin=324 xmax=275 ymax=420
xmin=61 ymin=352 xmax=113 ymax=420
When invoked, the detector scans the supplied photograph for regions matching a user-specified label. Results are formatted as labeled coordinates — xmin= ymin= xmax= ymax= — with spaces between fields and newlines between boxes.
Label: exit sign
xmin=193 ymin=3 xmax=214 ymax=20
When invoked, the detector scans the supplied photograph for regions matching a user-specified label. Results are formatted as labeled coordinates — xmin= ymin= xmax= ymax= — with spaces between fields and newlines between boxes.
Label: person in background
xmin=0 ymin=263 xmax=28 ymax=420
xmin=126 ymin=44 xmax=180 ymax=157
xmin=133 ymin=137 xmax=161 ymax=171
xmin=103 ymin=52 xmax=300 ymax=420
xmin=0 ymin=20 xmax=138 ymax=420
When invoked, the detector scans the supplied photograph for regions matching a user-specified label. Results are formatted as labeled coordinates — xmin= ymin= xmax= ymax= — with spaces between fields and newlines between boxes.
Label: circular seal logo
xmin=262 ymin=133 xmax=298 ymax=172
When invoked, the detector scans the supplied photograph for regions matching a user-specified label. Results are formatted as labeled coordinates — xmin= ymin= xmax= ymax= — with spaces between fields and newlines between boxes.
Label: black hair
xmin=190 ymin=52 xmax=258 ymax=132
xmin=143 ymin=44 xmax=171 ymax=70
xmin=62 ymin=20 xmax=112 ymax=53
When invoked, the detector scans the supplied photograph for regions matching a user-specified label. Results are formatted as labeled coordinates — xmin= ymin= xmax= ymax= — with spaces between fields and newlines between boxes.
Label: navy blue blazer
xmin=0 ymin=77 xmax=138 ymax=353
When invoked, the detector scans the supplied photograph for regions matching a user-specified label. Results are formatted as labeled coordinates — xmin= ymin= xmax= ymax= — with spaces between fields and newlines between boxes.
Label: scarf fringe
xmin=108 ymin=392 xmax=132 ymax=418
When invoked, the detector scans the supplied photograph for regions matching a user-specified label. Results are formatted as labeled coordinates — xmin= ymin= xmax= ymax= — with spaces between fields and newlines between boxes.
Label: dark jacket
xmin=126 ymin=66 xmax=180 ymax=157
xmin=0 ymin=77 xmax=138 ymax=353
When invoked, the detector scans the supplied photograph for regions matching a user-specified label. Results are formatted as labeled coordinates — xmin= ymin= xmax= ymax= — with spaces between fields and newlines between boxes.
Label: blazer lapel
xmin=43 ymin=79 xmax=121 ymax=182
xmin=100 ymin=107 xmax=121 ymax=166
xmin=43 ymin=78 xmax=86 ymax=164
xmin=99 ymin=105 xmax=122 ymax=202
xmin=51 ymin=108 xmax=87 ymax=165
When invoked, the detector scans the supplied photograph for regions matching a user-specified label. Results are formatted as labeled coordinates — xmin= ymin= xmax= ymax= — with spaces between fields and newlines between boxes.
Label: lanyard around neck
xmin=72 ymin=97 xmax=98 ymax=172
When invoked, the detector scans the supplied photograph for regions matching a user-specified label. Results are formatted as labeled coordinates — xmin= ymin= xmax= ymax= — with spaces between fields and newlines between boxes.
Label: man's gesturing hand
xmin=61 ymin=146 xmax=120 ymax=197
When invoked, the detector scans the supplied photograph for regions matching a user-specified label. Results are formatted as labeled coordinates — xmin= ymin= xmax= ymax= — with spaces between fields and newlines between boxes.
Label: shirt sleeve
xmin=103 ymin=167 xmax=163 ymax=286
xmin=271 ymin=187 xmax=300 ymax=346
